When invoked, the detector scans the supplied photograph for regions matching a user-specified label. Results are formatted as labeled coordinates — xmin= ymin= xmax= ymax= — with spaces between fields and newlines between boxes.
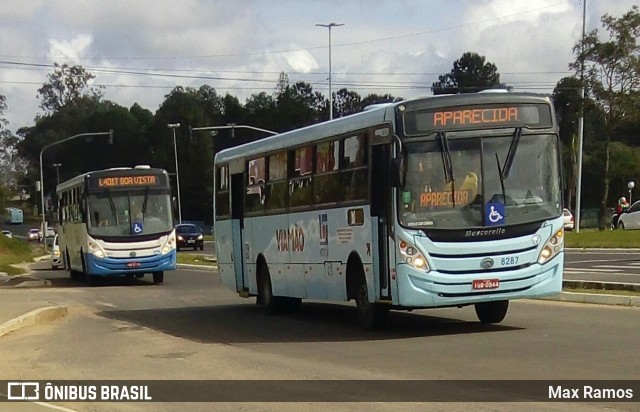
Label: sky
xmin=0 ymin=0 xmax=637 ymax=132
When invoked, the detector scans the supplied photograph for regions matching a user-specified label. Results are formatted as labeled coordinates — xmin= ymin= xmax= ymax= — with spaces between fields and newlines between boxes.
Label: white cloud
xmin=48 ymin=35 xmax=94 ymax=63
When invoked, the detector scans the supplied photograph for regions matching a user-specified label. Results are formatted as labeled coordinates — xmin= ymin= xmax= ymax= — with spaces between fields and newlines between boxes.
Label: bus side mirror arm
xmin=389 ymin=134 xmax=405 ymax=188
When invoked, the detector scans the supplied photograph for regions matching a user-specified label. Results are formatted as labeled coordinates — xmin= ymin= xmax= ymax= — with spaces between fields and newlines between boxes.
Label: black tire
xmin=67 ymin=250 xmax=81 ymax=280
xmin=152 ymin=271 xmax=164 ymax=284
xmin=355 ymin=278 xmax=389 ymax=330
xmin=474 ymin=300 xmax=509 ymax=324
xmin=87 ymin=274 xmax=100 ymax=286
xmin=619 ymin=221 xmax=626 ymax=230
xmin=199 ymin=245 xmax=204 ymax=251
xmin=257 ymin=263 xmax=283 ymax=314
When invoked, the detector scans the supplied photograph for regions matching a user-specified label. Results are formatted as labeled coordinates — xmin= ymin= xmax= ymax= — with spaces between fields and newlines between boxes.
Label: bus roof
xmin=213 ymin=92 xmax=552 ymax=165
xmin=56 ymin=166 xmax=168 ymax=193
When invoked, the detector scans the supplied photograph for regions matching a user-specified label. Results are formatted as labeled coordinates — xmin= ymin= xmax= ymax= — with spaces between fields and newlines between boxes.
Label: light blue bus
xmin=56 ymin=166 xmax=177 ymax=285
xmin=213 ymin=93 xmax=564 ymax=329
xmin=5 ymin=207 xmax=24 ymax=224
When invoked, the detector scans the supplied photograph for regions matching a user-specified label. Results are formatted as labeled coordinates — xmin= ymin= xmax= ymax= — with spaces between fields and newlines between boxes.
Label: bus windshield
xmin=87 ymin=190 xmax=173 ymax=237
xmin=399 ymin=133 xmax=561 ymax=229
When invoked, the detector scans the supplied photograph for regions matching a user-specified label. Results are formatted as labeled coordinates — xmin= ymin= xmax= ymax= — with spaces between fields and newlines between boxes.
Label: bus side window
xmin=342 ymin=135 xmax=368 ymax=201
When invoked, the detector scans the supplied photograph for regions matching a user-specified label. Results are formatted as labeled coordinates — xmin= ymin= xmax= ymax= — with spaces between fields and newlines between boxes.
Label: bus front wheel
xmin=355 ymin=279 xmax=389 ymax=330
xmin=152 ymin=271 xmax=164 ymax=284
xmin=474 ymin=300 xmax=509 ymax=324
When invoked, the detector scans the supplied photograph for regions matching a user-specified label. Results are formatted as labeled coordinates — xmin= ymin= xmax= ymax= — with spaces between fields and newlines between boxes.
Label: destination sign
xmin=97 ymin=175 xmax=158 ymax=188
xmin=420 ymin=190 xmax=471 ymax=208
xmin=405 ymin=103 xmax=553 ymax=134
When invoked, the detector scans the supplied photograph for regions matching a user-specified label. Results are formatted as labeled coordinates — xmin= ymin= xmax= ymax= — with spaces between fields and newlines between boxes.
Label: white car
xmin=1 ymin=230 xmax=12 ymax=239
xmin=563 ymin=208 xmax=574 ymax=231
xmin=51 ymin=234 xmax=62 ymax=270
xmin=39 ymin=227 xmax=56 ymax=242
xmin=617 ymin=200 xmax=640 ymax=230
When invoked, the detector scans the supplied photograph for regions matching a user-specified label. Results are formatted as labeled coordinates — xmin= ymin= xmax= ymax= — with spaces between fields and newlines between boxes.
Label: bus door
xmin=370 ymin=132 xmax=393 ymax=300
xmin=230 ymin=172 xmax=248 ymax=293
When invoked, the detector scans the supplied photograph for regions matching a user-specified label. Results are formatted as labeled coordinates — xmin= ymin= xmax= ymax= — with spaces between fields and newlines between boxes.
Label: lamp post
xmin=167 ymin=123 xmax=182 ymax=224
xmin=575 ymin=0 xmax=587 ymax=232
xmin=316 ymin=22 xmax=344 ymax=120
xmin=628 ymin=181 xmax=635 ymax=204
xmin=52 ymin=163 xmax=62 ymax=186
xmin=39 ymin=131 xmax=113 ymax=251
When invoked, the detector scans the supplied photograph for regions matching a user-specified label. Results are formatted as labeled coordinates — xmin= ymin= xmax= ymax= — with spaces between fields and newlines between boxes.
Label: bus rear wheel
xmin=152 ymin=271 xmax=164 ymax=284
xmin=474 ymin=300 xmax=509 ymax=324
xmin=355 ymin=279 xmax=389 ymax=330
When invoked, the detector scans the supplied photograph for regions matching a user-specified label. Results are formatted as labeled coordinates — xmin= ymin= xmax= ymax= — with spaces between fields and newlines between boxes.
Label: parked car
xmin=563 ymin=208 xmax=574 ymax=230
xmin=27 ymin=228 xmax=40 ymax=241
xmin=617 ymin=200 xmax=640 ymax=230
xmin=1 ymin=230 xmax=12 ymax=239
xmin=51 ymin=234 xmax=62 ymax=270
xmin=175 ymin=223 xmax=204 ymax=251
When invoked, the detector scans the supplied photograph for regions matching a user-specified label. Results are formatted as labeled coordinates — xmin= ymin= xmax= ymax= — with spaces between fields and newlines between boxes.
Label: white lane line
xmin=593 ymin=265 xmax=640 ymax=269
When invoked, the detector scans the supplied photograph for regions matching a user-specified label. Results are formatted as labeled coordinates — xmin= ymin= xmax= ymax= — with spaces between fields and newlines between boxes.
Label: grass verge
xmin=176 ymin=253 xmax=216 ymax=267
xmin=565 ymin=229 xmax=640 ymax=249
xmin=0 ymin=236 xmax=44 ymax=275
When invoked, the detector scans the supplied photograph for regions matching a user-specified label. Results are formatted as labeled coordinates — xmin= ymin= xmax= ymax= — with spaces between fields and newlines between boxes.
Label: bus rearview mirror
xmin=390 ymin=157 xmax=405 ymax=188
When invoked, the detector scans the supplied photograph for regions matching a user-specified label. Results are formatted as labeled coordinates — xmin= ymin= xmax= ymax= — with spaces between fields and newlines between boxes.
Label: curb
xmin=0 ymin=306 xmax=68 ymax=338
xmin=538 ymin=292 xmax=640 ymax=307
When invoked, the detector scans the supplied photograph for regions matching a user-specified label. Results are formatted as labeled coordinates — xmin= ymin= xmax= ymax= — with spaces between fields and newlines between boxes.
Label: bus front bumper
xmin=395 ymin=253 xmax=563 ymax=308
xmin=84 ymin=250 xmax=176 ymax=276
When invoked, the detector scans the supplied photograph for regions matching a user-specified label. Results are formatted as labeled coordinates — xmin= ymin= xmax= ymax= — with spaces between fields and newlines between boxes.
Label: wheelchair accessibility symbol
xmin=131 ymin=222 xmax=144 ymax=234
xmin=485 ymin=202 xmax=505 ymax=226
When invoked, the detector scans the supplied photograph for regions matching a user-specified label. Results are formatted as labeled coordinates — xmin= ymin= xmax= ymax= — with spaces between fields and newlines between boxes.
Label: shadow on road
xmin=97 ymin=302 xmax=521 ymax=343
xmin=24 ymin=268 xmax=157 ymax=288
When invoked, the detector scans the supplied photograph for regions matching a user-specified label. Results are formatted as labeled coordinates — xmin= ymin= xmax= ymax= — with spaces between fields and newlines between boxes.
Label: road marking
xmin=593 ymin=265 xmax=640 ymax=269
xmin=96 ymin=301 xmax=117 ymax=308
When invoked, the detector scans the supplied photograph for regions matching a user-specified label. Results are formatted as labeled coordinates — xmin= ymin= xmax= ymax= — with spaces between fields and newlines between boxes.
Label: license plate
xmin=187 ymin=239 xmax=195 ymax=243
xmin=126 ymin=262 xmax=141 ymax=268
xmin=473 ymin=279 xmax=500 ymax=290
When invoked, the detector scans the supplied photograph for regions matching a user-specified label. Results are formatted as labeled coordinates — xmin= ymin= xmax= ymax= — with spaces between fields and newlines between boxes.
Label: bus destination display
xmin=89 ymin=175 xmax=163 ymax=189
xmin=405 ymin=103 xmax=553 ymax=134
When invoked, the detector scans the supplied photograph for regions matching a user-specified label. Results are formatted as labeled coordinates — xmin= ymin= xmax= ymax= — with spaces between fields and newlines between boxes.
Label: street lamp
xmin=52 ymin=163 xmax=62 ymax=186
xmin=316 ymin=22 xmax=344 ymax=120
xmin=628 ymin=181 xmax=635 ymax=204
xmin=167 ymin=123 xmax=182 ymax=224
xmin=39 ymin=131 xmax=113 ymax=251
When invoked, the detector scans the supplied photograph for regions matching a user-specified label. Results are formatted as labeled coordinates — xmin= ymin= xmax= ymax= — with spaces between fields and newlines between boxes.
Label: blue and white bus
xmin=213 ymin=93 xmax=564 ymax=329
xmin=5 ymin=207 xmax=24 ymax=224
xmin=56 ymin=166 xmax=177 ymax=285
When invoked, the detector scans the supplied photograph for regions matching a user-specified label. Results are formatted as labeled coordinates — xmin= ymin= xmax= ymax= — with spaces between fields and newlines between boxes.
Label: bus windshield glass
xmin=87 ymin=190 xmax=173 ymax=237
xmin=399 ymin=133 xmax=561 ymax=229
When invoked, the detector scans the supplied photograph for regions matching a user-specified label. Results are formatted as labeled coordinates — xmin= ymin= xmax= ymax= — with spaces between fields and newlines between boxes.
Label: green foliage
xmin=37 ymin=63 xmax=105 ymax=114
xmin=432 ymin=52 xmax=504 ymax=95
xmin=571 ymin=6 xmax=640 ymax=229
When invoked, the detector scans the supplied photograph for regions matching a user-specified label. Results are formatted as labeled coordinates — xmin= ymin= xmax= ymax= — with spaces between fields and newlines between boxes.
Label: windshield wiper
xmin=502 ymin=127 xmax=522 ymax=179
xmin=105 ymin=189 xmax=118 ymax=226
xmin=141 ymin=187 xmax=150 ymax=215
xmin=495 ymin=153 xmax=508 ymax=206
xmin=437 ymin=131 xmax=457 ymax=207
xmin=437 ymin=131 xmax=455 ymax=183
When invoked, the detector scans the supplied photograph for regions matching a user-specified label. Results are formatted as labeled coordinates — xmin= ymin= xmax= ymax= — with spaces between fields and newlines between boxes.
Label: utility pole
xmin=575 ymin=0 xmax=586 ymax=232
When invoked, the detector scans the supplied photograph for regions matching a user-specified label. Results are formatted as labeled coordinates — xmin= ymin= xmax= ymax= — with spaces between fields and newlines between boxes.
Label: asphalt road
xmin=1 ymin=264 xmax=639 ymax=411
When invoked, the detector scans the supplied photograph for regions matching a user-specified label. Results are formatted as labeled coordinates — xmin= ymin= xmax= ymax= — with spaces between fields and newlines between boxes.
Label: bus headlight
xmin=398 ymin=238 xmax=430 ymax=272
xmin=162 ymin=233 xmax=176 ymax=254
xmin=88 ymin=240 xmax=105 ymax=258
xmin=538 ymin=228 xmax=564 ymax=264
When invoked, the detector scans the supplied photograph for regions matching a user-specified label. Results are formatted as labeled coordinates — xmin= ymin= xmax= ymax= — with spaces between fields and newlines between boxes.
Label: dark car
xmin=175 ymin=224 xmax=204 ymax=251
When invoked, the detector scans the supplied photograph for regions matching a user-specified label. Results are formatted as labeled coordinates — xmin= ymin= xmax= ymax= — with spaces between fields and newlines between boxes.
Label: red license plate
xmin=473 ymin=279 xmax=500 ymax=290
xmin=126 ymin=262 xmax=141 ymax=268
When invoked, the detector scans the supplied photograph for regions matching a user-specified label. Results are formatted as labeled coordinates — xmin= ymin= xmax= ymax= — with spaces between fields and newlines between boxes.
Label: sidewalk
xmin=1 ymin=260 xmax=639 ymax=340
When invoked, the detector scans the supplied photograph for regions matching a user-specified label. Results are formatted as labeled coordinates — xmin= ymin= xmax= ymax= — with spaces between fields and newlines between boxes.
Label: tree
xmin=432 ymin=52 xmax=505 ymax=95
xmin=570 ymin=6 xmax=640 ymax=229
xmin=37 ymin=63 xmax=105 ymax=113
